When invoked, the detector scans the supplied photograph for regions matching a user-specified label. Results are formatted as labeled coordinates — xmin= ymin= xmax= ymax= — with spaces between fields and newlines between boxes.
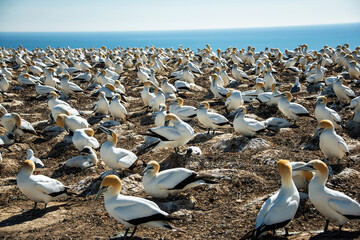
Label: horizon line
xmin=1 ymin=22 xmax=359 ymax=33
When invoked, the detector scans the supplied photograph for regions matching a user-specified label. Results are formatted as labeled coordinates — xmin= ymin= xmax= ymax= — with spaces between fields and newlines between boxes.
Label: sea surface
xmin=0 ymin=23 xmax=359 ymax=51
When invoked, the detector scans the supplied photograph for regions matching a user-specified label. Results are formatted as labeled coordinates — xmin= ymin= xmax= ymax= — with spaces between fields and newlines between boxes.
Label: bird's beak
xmin=310 ymin=127 xmax=324 ymax=140
xmin=293 ymin=163 xmax=315 ymax=172
xmin=141 ymin=166 xmax=149 ymax=175
xmin=99 ymin=126 xmax=112 ymax=135
xmin=164 ymin=120 xmax=170 ymax=126
xmin=95 ymin=186 xmax=107 ymax=201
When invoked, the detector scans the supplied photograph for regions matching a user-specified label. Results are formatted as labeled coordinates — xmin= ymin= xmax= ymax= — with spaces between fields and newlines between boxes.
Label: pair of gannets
xmin=17 ymin=160 xmax=71 ymax=210
xmin=99 ymin=127 xmax=137 ymax=170
xmin=142 ymin=160 xmax=217 ymax=198
xmin=0 ymin=105 xmax=38 ymax=137
xmin=197 ymin=102 xmax=232 ymax=134
xmin=144 ymin=114 xmax=194 ymax=153
xmin=242 ymin=160 xmax=299 ymax=239
xmin=294 ymin=160 xmax=360 ymax=233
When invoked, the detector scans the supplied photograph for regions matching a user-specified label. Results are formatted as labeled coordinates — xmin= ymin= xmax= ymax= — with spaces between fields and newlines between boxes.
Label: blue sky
xmin=0 ymin=0 xmax=359 ymax=32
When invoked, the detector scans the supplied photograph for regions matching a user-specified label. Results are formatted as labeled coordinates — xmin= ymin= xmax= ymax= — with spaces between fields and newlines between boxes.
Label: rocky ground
xmin=0 ymin=52 xmax=359 ymax=240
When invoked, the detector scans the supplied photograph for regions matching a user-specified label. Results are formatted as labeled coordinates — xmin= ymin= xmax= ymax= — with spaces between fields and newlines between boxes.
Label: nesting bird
xmin=142 ymin=160 xmax=217 ymax=198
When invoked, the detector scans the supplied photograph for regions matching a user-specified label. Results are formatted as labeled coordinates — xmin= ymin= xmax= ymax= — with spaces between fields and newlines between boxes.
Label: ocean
xmin=0 ymin=23 xmax=359 ymax=51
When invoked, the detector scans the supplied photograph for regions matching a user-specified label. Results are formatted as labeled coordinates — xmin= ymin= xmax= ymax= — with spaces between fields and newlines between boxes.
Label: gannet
xmin=315 ymin=120 xmax=349 ymax=164
xmin=65 ymin=146 xmax=98 ymax=169
xmin=72 ymin=128 xmax=99 ymax=151
xmin=262 ymin=117 xmax=291 ymax=129
xmin=233 ymin=106 xmax=266 ymax=137
xmin=142 ymin=160 xmax=217 ymax=198
xmin=0 ymin=75 xmax=10 ymax=92
xmin=0 ymin=132 xmax=15 ymax=146
xmin=17 ymin=73 xmax=37 ymax=86
xmin=350 ymin=96 xmax=360 ymax=113
xmin=242 ymin=82 xmax=265 ymax=103
xmin=290 ymin=77 xmax=301 ymax=96
xmin=225 ymin=90 xmax=244 ymax=112
xmin=348 ymin=61 xmax=360 ymax=79
xmin=143 ymin=114 xmax=194 ymax=153
xmin=94 ymin=91 xmax=109 ymax=115
xmin=44 ymin=68 xmax=60 ymax=87
xmin=95 ymin=175 xmax=176 ymax=239
xmin=256 ymin=83 xmax=280 ymax=107
xmin=210 ymin=74 xmax=229 ymax=99
xmin=73 ymin=69 xmax=92 ymax=82
xmin=141 ymin=81 xmax=156 ymax=107
xmin=56 ymin=113 xmax=89 ymax=134
xmin=307 ymin=65 xmax=324 ymax=83
xmin=333 ymin=77 xmax=355 ymax=101
xmin=149 ymin=88 xmax=165 ymax=112
xmin=231 ymin=63 xmax=249 ymax=82
xmin=92 ymin=83 xmax=116 ymax=99
xmin=180 ymin=65 xmax=195 ymax=83
xmin=276 ymin=91 xmax=312 ymax=125
xmin=314 ymin=96 xmax=341 ymax=127
xmin=17 ymin=160 xmax=71 ymax=210
xmin=0 ymin=63 xmax=13 ymax=79
xmin=241 ymin=160 xmax=299 ymax=239
xmin=146 ymin=69 xmax=158 ymax=87
xmin=109 ymin=94 xmax=127 ymax=122
xmin=51 ymin=103 xmax=80 ymax=122
xmin=29 ymin=63 xmax=43 ymax=76
xmin=293 ymin=160 xmax=360 ymax=233
xmin=197 ymin=102 xmax=232 ymax=134
xmin=0 ymin=110 xmax=37 ymax=137
xmin=161 ymin=78 xmax=177 ymax=99
xmin=169 ymin=97 xmax=197 ymax=121
xmin=137 ymin=64 xmax=150 ymax=82
xmin=60 ymin=74 xmax=84 ymax=95
xmin=99 ymin=126 xmax=137 ymax=170
xmin=174 ymin=80 xmax=191 ymax=92
xmin=155 ymin=104 xmax=167 ymax=127
xmin=263 ymin=69 xmax=276 ymax=90
xmin=47 ymin=91 xmax=71 ymax=110
xmin=35 ymin=83 xmax=59 ymax=97
xmin=27 ymin=149 xmax=45 ymax=169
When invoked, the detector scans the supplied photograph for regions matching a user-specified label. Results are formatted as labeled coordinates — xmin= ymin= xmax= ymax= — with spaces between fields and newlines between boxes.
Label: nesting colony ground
xmin=0 ymin=47 xmax=359 ymax=240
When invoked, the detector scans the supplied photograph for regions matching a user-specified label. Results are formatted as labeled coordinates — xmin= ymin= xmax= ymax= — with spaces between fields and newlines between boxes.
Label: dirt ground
xmin=0 ymin=48 xmax=359 ymax=240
